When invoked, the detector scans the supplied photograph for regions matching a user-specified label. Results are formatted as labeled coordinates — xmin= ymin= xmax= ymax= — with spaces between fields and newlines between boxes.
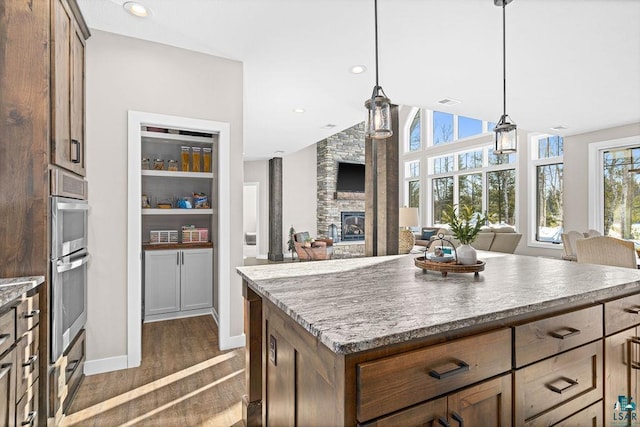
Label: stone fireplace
xmin=316 ymin=123 xmax=365 ymax=243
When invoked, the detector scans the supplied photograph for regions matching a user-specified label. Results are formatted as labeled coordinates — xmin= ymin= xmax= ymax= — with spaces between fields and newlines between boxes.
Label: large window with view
xmin=431 ymin=147 xmax=516 ymax=227
xmin=533 ymin=136 xmax=564 ymax=243
xmin=409 ymin=111 xmax=421 ymax=152
xmin=602 ymin=146 xmax=640 ymax=242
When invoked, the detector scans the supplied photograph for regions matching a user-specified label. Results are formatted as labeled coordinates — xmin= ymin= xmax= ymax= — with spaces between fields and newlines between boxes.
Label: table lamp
xmin=399 ymin=207 xmax=419 ymax=254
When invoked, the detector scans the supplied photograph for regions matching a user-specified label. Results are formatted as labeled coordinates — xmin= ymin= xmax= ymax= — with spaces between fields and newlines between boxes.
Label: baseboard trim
xmin=84 ymin=355 xmax=128 ymax=376
xmin=144 ymin=308 xmax=212 ymax=323
xmin=219 ymin=333 xmax=245 ymax=351
xmin=211 ymin=308 xmax=220 ymax=325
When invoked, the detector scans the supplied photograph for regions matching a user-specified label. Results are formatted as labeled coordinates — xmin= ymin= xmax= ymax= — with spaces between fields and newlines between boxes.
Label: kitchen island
xmin=237 ymin=252 xmax=640 ymax=426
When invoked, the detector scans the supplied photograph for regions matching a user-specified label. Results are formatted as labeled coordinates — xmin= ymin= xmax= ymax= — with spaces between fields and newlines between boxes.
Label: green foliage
xmin=287 ymin=226 xmax=296 ymax=253
xmin=442 ymin=205 xmax=487 ymax=245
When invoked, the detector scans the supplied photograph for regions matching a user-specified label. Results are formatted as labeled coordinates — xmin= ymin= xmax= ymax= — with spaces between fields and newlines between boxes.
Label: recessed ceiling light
xmin=274 ymin=150 xmax=285 ymax=157
xmin=123 ymin=1 xmax=150 ymax=18
xmin=322 ymin=124 xmax=337 ymax=130
xmin=293 ymin=108 xmax=305 ymax=113
xmin=437 ymin=98 xmax=461 ymax=106
xmin=349 ymin=65 xmax=367 ymax=74
xmin=550 ymin=125 xmax=568 ymax=131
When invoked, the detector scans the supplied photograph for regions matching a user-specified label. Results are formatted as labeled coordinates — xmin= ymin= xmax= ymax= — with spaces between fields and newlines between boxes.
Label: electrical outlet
xmin=269 ymin=334 xmax=277 ymax=366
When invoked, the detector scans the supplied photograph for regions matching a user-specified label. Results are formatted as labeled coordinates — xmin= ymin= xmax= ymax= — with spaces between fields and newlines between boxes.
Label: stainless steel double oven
xmin=50 ymin=168 xmax=89 ymax=362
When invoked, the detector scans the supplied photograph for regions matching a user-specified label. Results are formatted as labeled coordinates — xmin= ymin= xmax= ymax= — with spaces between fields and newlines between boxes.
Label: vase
xmin=457 ymin=244 xmax=477 ymax=265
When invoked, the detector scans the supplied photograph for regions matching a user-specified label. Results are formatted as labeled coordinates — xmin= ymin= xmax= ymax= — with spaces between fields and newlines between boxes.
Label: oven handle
xmin=56 ymin=254 xmax=90 ymax=273
xmin=56 ymin=202 xmax=89 ymax=211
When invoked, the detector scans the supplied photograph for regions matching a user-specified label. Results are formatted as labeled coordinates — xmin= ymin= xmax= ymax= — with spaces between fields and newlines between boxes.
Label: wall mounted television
xmin=336 ymin=162 xmax=365 ymax=193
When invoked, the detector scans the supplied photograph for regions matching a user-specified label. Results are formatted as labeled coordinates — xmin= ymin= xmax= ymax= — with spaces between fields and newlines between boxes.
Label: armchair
xmin=293 ymin=232 xmax=333 ymax=261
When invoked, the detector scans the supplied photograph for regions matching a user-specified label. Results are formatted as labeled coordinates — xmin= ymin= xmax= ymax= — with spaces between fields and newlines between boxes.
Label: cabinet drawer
xmin=604 ymin=293 xmax=640 ymax=335
xmin=0 ymin=309 xmax=15 ymax=356
xmin=515 ymin=341 xmax=603 ymax=426
xmin=357 ymin=328 xmax=511 ymax=422
xmin=63 ymin=329 xmax=85 ymax=413
xmin=514 ymin=305 xmax=603 ymax=367
xmin=17 ymin=327 xmax=39 ymax=400
xmin=16 ymin=293 xmax=39 ymax=338
xmin=552 ymin=400 xmax=602 ymax=427
xmin=361 ymin=397 xmax=446 ymax=427
xmin=16 ymin=377 xmax=38 ymax=427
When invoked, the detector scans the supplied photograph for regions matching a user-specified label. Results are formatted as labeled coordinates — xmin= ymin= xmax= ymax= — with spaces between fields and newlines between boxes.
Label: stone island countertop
xmin=0 ymin=276 xmax=45 ymax=308
xmin=236 ymin=252 xmax=640 ymax=354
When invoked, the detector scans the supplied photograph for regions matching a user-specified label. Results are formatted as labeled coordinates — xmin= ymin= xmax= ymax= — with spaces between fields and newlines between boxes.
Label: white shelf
xmin=141 ymin=131 xmax=214 ymax=145
xmin=142 ymin=209 xmax=213 ymax=215
xmin=142 ymin=170 xmax=213 ymax=179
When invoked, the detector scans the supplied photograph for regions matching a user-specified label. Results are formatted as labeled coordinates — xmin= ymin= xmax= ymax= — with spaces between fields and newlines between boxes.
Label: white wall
xmin=243 ymin=184 xmax=257 ymax=233
xmin=244 ymin=160 xmax=269 ymax=258
xmin=282 ymin=146 xmax=318 ymax=255
xmin=85 ymin=30 xmax=244 ymax=367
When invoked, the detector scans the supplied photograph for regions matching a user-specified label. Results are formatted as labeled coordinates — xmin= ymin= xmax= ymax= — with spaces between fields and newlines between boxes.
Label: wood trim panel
xmin=243 ymin=283 xmax=263 ymax=426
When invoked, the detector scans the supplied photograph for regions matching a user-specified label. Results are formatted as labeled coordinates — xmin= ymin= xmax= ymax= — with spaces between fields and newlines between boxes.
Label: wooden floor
xmin=63 ymin=316 xmax=245 ymax=426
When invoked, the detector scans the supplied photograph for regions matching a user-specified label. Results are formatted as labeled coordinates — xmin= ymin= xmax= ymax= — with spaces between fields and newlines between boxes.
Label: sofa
xmin=414 ymin=226 xmax=522 ymax=254
xmin=293 ymin=232 xmax=333 ymax=261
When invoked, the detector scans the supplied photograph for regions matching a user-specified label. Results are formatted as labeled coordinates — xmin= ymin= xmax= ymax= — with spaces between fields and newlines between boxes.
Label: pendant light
xmin=365 ymin=0 xmax=392 ymax=139
xmin=494 ymin=0 xmax=517 ymax=154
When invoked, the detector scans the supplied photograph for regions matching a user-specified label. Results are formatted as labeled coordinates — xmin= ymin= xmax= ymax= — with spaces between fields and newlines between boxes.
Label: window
xmin=487 ymin=169 xmax=516 ymax=225
xmin=433 ymin=176 xmax=454 ymax=224
xmin=458 ymin=116 xmax=482 ymax=140
xmin=406 ymin=160 xmax=420 ymax=178
xmin=533 ymin=136 xmax=564 ymax=243
xmin=409 ymin=111 xmax=421 ymax=152
xmin=603 ymin=146 xmax=640 ymax=241
xmin=434 ymin=155 xmax=454 ymax=174
xmin=458 ymin=150 xmax=482 ymax=170
xmin=408 ymin=180 xmax=420 ymax=209
xmin=433 ymin=111 xmax=454 ymax=145
xmin=459 ymin=173 xmax=482 ymax=214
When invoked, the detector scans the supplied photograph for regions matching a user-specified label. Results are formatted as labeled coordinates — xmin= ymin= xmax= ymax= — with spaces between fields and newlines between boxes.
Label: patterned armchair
xmin=293 ymin=232 xmax=333 ymax=261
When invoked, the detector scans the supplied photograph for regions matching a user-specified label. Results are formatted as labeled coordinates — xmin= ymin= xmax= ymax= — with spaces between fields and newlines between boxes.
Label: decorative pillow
xmin=421 ymin=229 xmax=436 ymax=240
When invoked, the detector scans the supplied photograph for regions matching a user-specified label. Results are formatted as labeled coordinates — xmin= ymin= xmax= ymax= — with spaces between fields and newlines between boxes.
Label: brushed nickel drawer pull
xmin=549 ymin=327 xmax=581 ymax=340
xmin=631 ymin=337 xmax=640 ymax=370
xmin=451 ymin=411 xmax=464 ymax=426
xmin=625 ymin=306 xmax=640 ymax=314
xmin=438 ymin=417 xmax=451 ymax=427
xmin=21 ymin=410 xmax=37 ymax=426
xmin=0 ymin=364 xmax=11 ymax=380
xmin=71 ymin=139 xmax=81 ymax=163
xmin=22 ymin=355 xmax=38 ymax=368
xmin=24 ymin=309 xmax=40 ymax=319
xmin=429 ymin=360 xmax=470 ymax=380
xmin=547 ymin=377 xmax=579 ymax=394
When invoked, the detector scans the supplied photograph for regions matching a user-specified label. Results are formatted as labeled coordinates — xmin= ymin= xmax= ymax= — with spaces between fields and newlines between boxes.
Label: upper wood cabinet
xmin=51 ymin=0 xmax=87 ymax=176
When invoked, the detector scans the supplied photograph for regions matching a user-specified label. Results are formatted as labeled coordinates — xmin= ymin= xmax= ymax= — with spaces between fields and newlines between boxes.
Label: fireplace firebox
xmin=341 ymin=211 xmax=365 ymax=241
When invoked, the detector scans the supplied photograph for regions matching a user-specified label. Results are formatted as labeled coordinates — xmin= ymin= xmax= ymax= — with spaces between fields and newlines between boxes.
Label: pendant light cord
xmin=374 ymin=0 xmax=380 ymax=88
xmin=502 ymin=2 xmax=507 ymax=117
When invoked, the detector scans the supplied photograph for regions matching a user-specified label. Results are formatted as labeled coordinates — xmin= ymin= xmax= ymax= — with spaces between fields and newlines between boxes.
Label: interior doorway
xmin=243 ymin=183 xmax=259 ymax=259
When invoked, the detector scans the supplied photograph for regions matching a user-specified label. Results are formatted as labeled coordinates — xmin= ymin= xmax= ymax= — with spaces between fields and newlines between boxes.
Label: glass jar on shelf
xmin=192 ymin=147 xmax=201 ymax=172
xmin=203 ymin=148 xmax=212 ymax=173
xmin=167 ymin=159 xmax=178 ymax=171
xmin=181 ymin=146 xmax=190 ymax=171
xmin=153 ymin=159 xmax=164 ymax=170
xmin=141 ymin=158 xmax=150 ymax=170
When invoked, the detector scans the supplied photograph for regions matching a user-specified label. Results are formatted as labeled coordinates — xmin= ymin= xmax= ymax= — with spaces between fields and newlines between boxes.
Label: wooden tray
xmin=414 ymin=256 xmax=485 ymax=277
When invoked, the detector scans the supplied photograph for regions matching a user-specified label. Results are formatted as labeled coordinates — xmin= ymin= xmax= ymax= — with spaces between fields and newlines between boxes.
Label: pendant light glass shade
xmin=365 ymin=0 xmax=393 ymax=140
xmin=494 ymin=0 xmax=516 ymax=154
xmin=365 ymin=86 xmax=392 ymax=139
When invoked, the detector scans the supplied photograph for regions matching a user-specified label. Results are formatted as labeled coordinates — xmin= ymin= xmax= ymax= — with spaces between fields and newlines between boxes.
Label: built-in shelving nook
xmin=127 ymin=111 xmax=232 ymax=368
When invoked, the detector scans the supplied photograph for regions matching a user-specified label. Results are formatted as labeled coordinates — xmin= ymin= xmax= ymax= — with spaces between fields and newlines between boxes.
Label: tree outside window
xmin=459 ymin=173 xmax=482 ymax=215
xmin=409 ymin=111 xmax=421 ymax=152
xmin=487 ymin=169 xmax=515 ymax=225
xmin=535 ymin=136 xmax=564 ymax=243
xmin=433 ymin=176 xmax=453 ymax=224
xmin=408 ymin=180 xmax=420 ymax=209
xmin=603 ymin=147 xmax=640 ymax=241
xmin=433 ymin=111 xmax=453 ymax=145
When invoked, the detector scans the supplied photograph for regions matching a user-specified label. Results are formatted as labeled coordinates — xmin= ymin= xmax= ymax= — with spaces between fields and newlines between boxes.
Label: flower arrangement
xmin=442 ymin=205 xmax=487 ymax=245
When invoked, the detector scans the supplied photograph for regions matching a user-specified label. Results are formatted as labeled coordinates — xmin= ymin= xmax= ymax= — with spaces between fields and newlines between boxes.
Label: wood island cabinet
xmin=243 ymin=282 xmax=640 ymax=426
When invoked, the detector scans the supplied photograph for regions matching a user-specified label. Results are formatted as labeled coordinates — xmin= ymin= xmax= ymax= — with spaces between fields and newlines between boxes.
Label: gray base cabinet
xmin=144 ymin=248 xmax=213 ymax=318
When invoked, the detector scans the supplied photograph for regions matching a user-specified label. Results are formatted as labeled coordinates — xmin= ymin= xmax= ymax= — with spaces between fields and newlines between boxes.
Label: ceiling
xmin=76 ymin=0 xmax=640 ymax=160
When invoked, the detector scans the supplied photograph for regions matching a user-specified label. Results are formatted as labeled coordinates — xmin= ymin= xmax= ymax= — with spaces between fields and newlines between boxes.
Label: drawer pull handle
xmin=24 ymin=309 xmax=40 ymax=319
xmin=71 ymin=139 xmax=81 ymax=163
xmin=66 ymin=359 xmax=80 ymax=373
xmin=21 ymin=410 xmax=37 ymax=426
xmin=631 ymin=337 xmax=640 ymax=370
xmin=429 ymin=360 xmax=470 ymax=380
xmin=438 ymin=417 xmax=451 ymax=427
xmin=22 ymin=355 xmax=38 ymax=368
xmin=0 ymin=334 xmax=10 ymax=346
xmin=451 ymin=411 xmax=464 ymax=426
xmin=549 ymin=327 xmax=581 ymax=340
xmin=547 ymin=377 xmax=579 ymax=394
xmin=0 ymin=364 xmax=11 ymax=380
xmin=624 ymin=306 xmax=640 ymax=314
